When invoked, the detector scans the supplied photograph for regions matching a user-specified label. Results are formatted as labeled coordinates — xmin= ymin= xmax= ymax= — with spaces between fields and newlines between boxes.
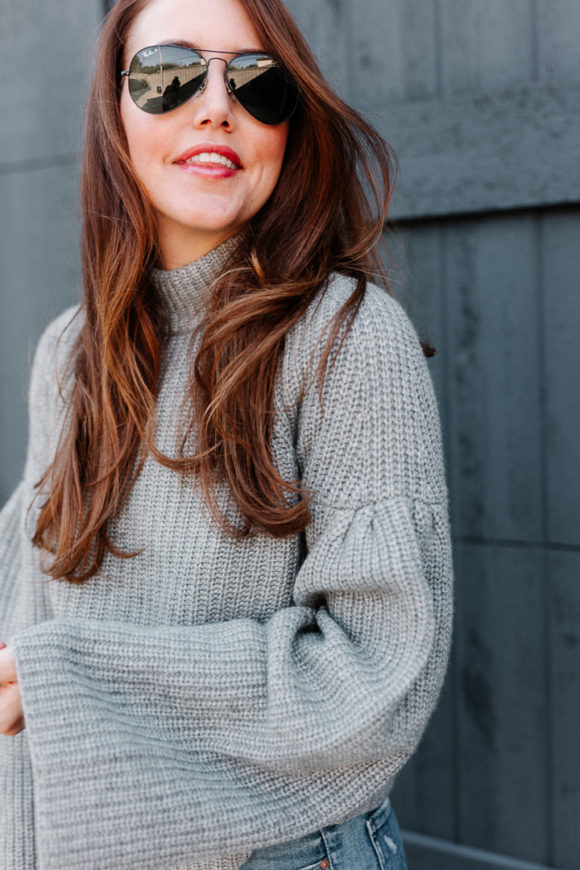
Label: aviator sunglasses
xmin=120 ymin=44 xmax=300 ymax=125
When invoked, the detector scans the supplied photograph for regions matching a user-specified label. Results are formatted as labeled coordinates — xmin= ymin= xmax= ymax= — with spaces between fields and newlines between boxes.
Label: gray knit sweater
xmin=0 ymin=237 xmax=453 ymax=870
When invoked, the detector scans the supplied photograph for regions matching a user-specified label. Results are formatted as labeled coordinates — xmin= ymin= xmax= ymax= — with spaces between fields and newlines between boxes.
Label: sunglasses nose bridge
xmin=191 ymin=56 xmax=236 ymax=126
xmin=203 ymin=56 xmax=234 ymax=95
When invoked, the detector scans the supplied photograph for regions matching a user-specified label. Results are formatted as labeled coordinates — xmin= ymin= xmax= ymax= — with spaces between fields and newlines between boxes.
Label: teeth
xmin=184 ymin=152 xmax=237 ymax=169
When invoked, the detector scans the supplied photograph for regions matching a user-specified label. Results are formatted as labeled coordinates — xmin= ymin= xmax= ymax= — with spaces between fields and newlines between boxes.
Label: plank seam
xmin=455 ymin=536 xmax=580 ymax=553
xmin=530 ymin=0 xmax=540 ymax=83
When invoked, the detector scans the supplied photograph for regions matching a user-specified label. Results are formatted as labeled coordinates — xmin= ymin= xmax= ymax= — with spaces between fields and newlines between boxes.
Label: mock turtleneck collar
xmin=150 ymin=234 xmax=242 ymax=333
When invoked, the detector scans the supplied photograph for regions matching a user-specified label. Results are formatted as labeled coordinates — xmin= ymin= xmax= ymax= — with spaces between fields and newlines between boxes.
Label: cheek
xmin=121 ymin=99 xmax=146 ymax=172
xmin=120 ymin=97 xmax=165 ymax=181
xmin=254 ymin=126 xmax=289 ymax=192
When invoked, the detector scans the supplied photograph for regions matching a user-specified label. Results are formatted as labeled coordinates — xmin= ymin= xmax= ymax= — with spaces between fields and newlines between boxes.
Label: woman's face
xmin=120 ymin=0 xmax=290 ymax=268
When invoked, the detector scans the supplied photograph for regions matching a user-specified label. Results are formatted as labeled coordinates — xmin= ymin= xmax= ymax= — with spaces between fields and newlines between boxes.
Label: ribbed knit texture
xmin=0 ymin=237 xmax=453 ymax=870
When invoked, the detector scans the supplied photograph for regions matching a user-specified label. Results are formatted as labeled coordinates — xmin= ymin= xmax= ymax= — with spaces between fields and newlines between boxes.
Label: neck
xmin=157 ymin=225 xmax=244 ymax=270
xmin=151 ymin=232 xmax=243 ymax=334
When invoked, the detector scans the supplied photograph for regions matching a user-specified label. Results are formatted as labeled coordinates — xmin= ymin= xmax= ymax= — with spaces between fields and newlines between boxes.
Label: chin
xmin=181 ymin=211 xmax=245 ymax=232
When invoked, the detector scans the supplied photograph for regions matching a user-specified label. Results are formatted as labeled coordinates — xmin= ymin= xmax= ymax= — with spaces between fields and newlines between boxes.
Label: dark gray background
xmin=1 ymin=2 xmax=579 ymax=868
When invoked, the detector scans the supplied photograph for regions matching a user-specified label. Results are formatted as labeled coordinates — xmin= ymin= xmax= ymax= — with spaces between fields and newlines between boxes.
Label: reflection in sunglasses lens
xmin=130 ymin=47 xmax=207 ymax=114
xmin=228 ymin=56 xmax=298 ymax=124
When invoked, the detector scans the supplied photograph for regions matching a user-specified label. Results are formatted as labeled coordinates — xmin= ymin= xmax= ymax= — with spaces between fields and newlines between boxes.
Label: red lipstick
xmin=174 ymin=143 xmax=242 ymax=178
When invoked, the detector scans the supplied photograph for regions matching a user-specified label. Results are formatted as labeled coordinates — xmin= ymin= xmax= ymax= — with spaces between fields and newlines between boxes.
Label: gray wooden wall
xmin=1 ymin=2 xmax=579 ymax=869
xmin=0 ymin=0 xmax=102 ymax=504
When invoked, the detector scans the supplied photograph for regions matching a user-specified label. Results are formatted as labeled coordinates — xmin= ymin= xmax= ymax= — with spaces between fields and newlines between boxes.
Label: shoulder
xmin=31 ymin=305 xmax=83 ymax=390
xmin=281 ymin=275 xmax=447 ymax=505
xmin=298 ymin=272 xmax=422 ymax=358
xmin=23 ymin=305 xmax=83 ymax=484
xmin=33 ymin=304 xmax=83 ymax=362
xmin=28 ymin=304 xmax=84 ymax=430
xmin=282 ymin=273 xmax=428 ymax=399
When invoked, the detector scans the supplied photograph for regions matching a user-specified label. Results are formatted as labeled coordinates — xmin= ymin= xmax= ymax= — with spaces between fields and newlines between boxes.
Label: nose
xmin=190 ymin=57 xmax=234 ymax=129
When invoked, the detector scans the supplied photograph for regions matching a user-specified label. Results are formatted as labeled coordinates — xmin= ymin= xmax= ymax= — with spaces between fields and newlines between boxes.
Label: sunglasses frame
xmin=120 ymin=44 xmax=300 ymax=125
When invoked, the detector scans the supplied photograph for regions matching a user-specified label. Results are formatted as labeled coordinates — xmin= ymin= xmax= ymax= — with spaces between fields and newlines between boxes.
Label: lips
xmin=175 ymin=143 xmax=242 ymax=169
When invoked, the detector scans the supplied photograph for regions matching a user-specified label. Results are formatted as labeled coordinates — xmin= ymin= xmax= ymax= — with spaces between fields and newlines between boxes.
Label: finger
xmin=0 ymin=646 xmax=18 ymax=684
xmin=0 ymin=683 xmax=24 ymax=735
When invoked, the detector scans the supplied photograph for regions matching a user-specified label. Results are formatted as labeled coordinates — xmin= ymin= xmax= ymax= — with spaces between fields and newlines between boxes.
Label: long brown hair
xmin=33 ymin=0 xmax=399 ymax=583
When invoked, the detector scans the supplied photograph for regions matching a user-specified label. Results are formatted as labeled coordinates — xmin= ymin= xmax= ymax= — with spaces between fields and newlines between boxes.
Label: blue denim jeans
xmin=239 ymin=794 xmax=407 ymax=869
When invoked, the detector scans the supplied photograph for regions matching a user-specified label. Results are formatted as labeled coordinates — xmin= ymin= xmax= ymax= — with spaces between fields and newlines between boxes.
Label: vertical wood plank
xmin=444 ymin=215 xmax=543 ymax=542
xmin=455 ymin=543 xmax=549 ymax=863
xmin=389 ymin=741 xmax=420 ymax=831
xmin=400 ymin=0 xmax=439 ymax=100
xmin=292 ymin=0 xmax=439 ymax=110
xmin=408 ymin=662 xmax=456 ymax=839
xmin=438 ymin=0 xmax=479 ymax=95
xmin=390 ymin=613 xmax=456 ymax=839
xmin=536 ymin=0 xmax=580 ymax=84
xmin=390 ymin=222 xmax=453 ymax=483
xmin=282 ymin=0 xmax=350 ymax=97
xmin=541 ymin=209 xmax=580 ymax=546
xmin=346 ymin=0 xmax=406 ymax=109
xmin=404 ymin=224 xmax=447 ymax=420
xmin=439 ymin=0 xmax=535 ymax=94
xmin=389 ymin=221 xmax=456 ymax=840
xmin=549 ymin=551 xmax=580 ymax=870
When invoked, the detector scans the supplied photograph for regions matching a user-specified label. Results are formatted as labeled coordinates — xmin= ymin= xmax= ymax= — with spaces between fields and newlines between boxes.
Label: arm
xmin=0 ymin=309 xmax=78 ymax=639
xmin=1 ymin=308 xmax=80 ymax=729
xmin=0 ymin=307 xmax=81 ymax=870
xmin=10 ymin=286 xmax=453 ymax=868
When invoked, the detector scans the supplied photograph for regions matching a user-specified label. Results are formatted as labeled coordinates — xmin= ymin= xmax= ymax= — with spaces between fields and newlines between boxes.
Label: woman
xmin=0 ymin=0 xmax=453 ymax=867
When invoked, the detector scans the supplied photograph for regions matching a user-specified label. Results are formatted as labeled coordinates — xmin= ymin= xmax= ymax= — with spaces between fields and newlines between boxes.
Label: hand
xmin=0 ymin=643 xmax=25 ymax=736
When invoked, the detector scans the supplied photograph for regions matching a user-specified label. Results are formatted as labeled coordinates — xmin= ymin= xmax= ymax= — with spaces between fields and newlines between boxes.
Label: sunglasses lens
xmin=128 ymin=46 xmax=207 ymax=114
xmin=227 ymin=55 xmax=299 ymax=125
